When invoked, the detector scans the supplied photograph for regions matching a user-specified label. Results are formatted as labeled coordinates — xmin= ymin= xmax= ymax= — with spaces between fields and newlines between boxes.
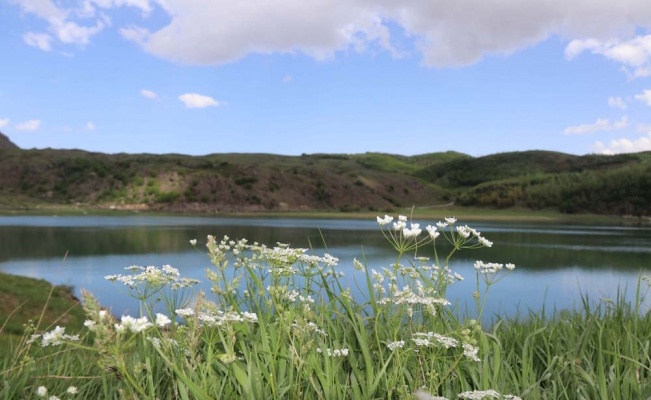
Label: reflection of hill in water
xmin=0 ymin=219 xmax=649 ymax=273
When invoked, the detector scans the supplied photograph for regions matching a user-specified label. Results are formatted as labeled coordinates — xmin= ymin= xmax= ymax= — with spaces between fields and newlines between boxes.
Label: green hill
xmin=0 ymin=134 xmax=649 ymax=217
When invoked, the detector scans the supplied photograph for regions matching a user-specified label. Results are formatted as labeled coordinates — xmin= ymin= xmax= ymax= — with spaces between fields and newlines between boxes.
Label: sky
xmin=1 ymin=1 xmax=651 ymax=157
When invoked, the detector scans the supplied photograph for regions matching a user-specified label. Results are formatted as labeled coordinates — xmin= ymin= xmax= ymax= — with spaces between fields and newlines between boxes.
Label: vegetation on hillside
xmin=0 ymin=132 xmax=649 ymax=217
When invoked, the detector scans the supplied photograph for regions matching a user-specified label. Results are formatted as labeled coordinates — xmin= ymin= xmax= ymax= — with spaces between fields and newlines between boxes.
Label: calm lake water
xmin=1 ymin=215 xmax=650 ymax=321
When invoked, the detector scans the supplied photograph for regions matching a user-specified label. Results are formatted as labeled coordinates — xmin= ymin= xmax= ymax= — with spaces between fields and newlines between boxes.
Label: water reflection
xmin=1 ymin=216 xmax=650 ymax=320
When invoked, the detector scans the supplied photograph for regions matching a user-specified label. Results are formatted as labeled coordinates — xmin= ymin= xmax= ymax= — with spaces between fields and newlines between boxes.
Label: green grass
xmin=2 ymin=216 xmax=650 ymax=399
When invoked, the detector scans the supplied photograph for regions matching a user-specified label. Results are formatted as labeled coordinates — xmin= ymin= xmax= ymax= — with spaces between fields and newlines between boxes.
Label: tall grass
xmin=1 ymin=215 xmax=650 ymax=399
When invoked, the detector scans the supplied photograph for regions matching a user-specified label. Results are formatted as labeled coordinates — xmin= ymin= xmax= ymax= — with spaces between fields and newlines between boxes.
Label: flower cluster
xmin=317 ymin=347 xmax=349 ymax=357
xmin=115 ymin=315 xmax=153 ymax=334
xmin=28 ymin=326 xmax=80 ymax=347
xmin=175 ymin=307 xmax=258 ymax=326
xmin=36 ymin=385 xmax=79 ymax=399
xmin=105 ymin=264 xmax=200 ymax=290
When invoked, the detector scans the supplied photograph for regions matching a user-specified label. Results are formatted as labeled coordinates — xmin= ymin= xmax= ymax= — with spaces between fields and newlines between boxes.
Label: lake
xmin=1 ymin=215 xmax=650 ymax=321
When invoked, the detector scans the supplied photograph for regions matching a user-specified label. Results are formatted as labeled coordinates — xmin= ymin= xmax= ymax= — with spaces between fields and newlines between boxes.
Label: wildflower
xmin=189 ymin=239 xmax=197 ymax=246
xmin=115 ymin=315 xmax=152 ymax=333
xmin=49 ymin=396 xmax=60 ymax=400
xmin=403 ymin=223 xmax=422 ymax=238
xmin=436 ymin=221 xmax=448 ymax=229
xmin=445 ymin=217 xmax=457 ymax=224
xmin=425 ymin=225 xmax=439 ymax=239
xmin=376 ymin=215 xmax=393 ymax=225
xmin=456 ymin=225 xmax=471 ymax=239
xmin=474 ymin=236 xmax=490 ymax=247
xmin=386 ymin=340 xmax=405 ymax=351
xmin=83 ymin=320 xmax=97 ymax=330
xmin=155 ymin=313 xmax=172 ymax=327
xmin=414 ymin=390 xmax=449 ymax=400
xmin=147 ymin=336 xmax=162 ymax=348
xmin=39 ymin=326 xmax=80 ymax=347
xmin=505 ymin=263 xmax=515 ymax=270
xmin=462 ymin=343 xmax=480 ymax=361
xmin=36 ymin=386 xmax=48 ymax=397
xmin=317 ymin=347 xmax=349 ymax=357
xmin=457 ymin=389 xmax=501 ymax=399
xmin=66 ymin=386 xmax=78 ymax=394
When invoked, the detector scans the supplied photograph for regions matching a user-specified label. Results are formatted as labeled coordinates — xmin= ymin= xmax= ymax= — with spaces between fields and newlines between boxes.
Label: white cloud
xmin=635 ymin=90 xmax=651 ymax=107
xmin=0 ymin=118 xmax=9 ymax=129
xmin=140 ymin=89 xmax=158 ymax=99
xmin=23 ymin=32 xmax=53 ymax=51
xmin=593 ymin=132 xmax=651 ymax=155
xmin=178 ymin=93 xmax=221 ymax=108
xmin=608 ymin=96 xmax=627 ymax=110
xmin=111 ymin=0 xmax=651 ymax=67
xmin=566 ymin=35 xmax=651 ymax=78
xmin=10 ymin=0 xmax=651 ymax=68
xmin=564 ymin=116 xmax=629 ymax=135
xmin=15 ymin=119 xmax=41 ymax=132
xmin=85 ymin=121 xmax=96 ymax=131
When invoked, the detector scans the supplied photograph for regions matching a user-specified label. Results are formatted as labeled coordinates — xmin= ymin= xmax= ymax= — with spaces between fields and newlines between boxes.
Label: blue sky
xmin=1 ymin=1 xmax=651 ymax=156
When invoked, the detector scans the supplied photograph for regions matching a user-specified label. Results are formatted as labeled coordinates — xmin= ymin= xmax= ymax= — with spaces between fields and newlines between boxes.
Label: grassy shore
xmin=2 ymin=216 xmax=651 ymax=399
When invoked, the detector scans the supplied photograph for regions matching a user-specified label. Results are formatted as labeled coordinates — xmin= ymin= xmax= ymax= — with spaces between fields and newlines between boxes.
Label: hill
xmin=0 ymin=132 xmax=18 ymax=150
xmin=0 ymin=134 xmax=649 ymax=217
xmin=0 ymin=147 xmax=457 ymax=213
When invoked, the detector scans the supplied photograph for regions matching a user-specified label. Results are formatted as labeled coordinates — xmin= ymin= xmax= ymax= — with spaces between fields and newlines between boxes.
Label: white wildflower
xmin=155 ymin=313 xmax=172 ymax=327
xmin=506 ymin=263 xmax=515 ymax=270
xmin=403 ymin=223 xmax=422 ymax=238
xmin=189 ymin=239 xmax=197 ymax=246
xmin=40 ymin=326 xmax=80 ymax=347
xmin=147 ymin=336 xmax=162 ymax=348
xmin=175 ymin=308 xmax=195 ymax=317
xmin=436 ymin=221 xmax=448 ymax=229
xmin=457 ymin=389 xmax=501 ymax=399
xmin=425 ymin=225 xmax=440 ymax=239
xmin=48 ymin=396 xmax=60 ymax=400
xmin=414 ymin=390 xmax=449 ymax=400
xmin=462 ymin=343 xmax=480 ymax=362
xmin=393 ymin=220 xmax=407 ymax=231
xmin=116 ymin=315 xmax=152 ymax=333
xmin=83 ymin=320 xmax=97 ymax=330
xmin=387 ymin=340 xmax=405 ymax=351
xmin=376 ymin=215 xmax=393 ymax=225
xmin=445 ymin=217 xmax=457 ymax=224
xmin=66 ymin=386 xmax=78 ymax=394
xmin=456 ymin=225 xmax=471 ymax=238
xmin=36 ymin=386 xmax=48 ymax=397
xmin=398 ymin=215 xmax=408 ymax=222
xmin=478 ymin=237 xmax=493 ymax=247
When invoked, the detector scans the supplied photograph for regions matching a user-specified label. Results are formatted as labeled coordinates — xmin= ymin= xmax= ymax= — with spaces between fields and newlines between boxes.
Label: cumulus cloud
xmin=593 ymin=132 xmax=651 ymax=155
xmin=85 ymin=121 xmax=96 ymax=131
xmin=0 ymin=118 xmax=9 ymax=129
xmin=178 ymin=93 xmax=221 ymax=108
xmin=10 ymin=0 xmax=651 ymax=68
xmin=110 ymin=0 xmax=651 ymax=67
xmin=608 ymin=96 xmax=627 ymax=110
xmin=635 ymin=90 xmax=651 ymax=106
xmin=566 ymin=35 xmax=651 ymax=78
xmin=564 ymin=116 xmax=629 ymax=135
xmin=15 ymin=119 xmax=41 ymax=132
xmin=140 ymin=89 xmax=158 ymax=99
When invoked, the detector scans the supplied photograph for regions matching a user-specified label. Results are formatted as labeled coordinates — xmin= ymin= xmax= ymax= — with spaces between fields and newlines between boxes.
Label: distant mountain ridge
xmin=0 ymin=133 xmax=649 ymax=216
